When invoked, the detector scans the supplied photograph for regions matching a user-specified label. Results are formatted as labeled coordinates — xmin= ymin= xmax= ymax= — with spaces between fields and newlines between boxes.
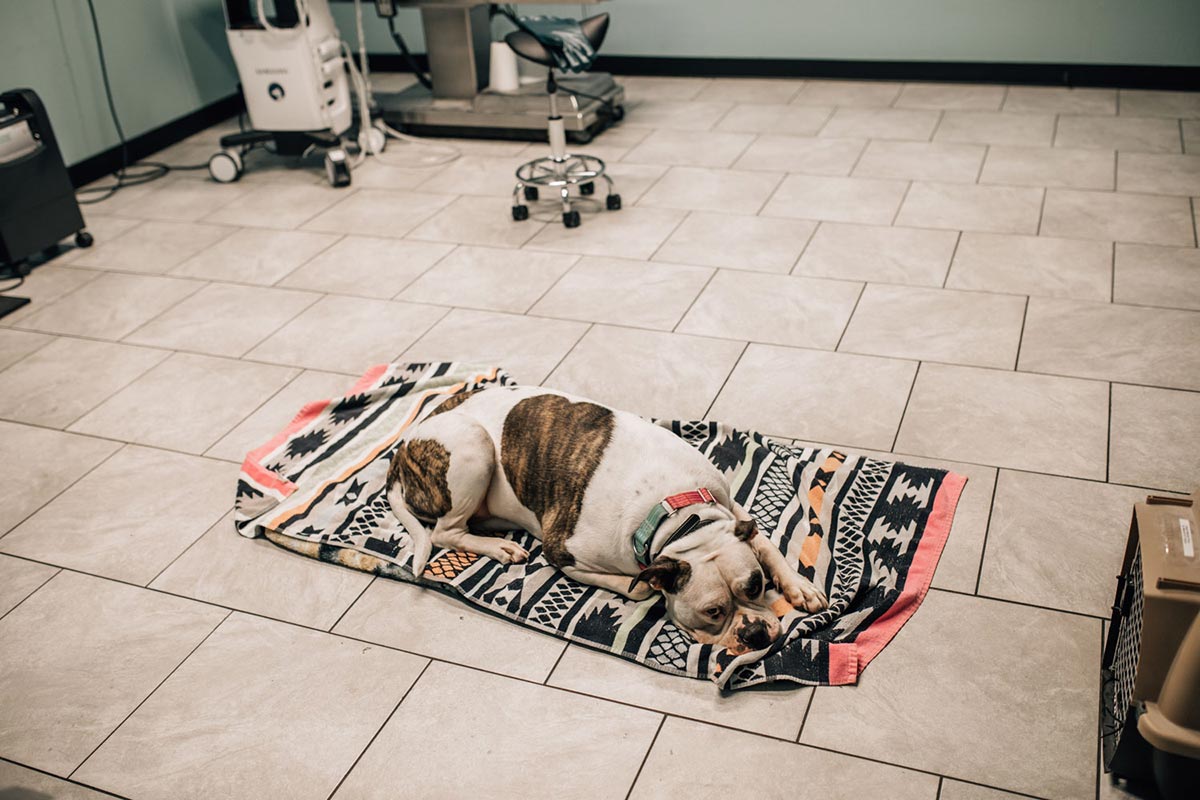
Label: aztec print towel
xmin=234 ymin=362 xmax=965 ymax=690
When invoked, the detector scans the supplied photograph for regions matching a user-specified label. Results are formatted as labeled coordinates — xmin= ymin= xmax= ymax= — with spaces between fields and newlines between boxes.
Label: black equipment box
xmin=1 ymin=88 xmax=89 ymax=268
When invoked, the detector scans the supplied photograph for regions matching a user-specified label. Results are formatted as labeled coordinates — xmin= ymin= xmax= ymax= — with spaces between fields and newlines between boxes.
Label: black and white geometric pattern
xmin=235 ymin=362 xmax=964 ymax=690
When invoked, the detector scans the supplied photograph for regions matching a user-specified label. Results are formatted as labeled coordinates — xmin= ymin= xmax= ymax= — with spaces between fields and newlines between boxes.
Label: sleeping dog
xmin=386 ymin=386 xmax=828 ymax=654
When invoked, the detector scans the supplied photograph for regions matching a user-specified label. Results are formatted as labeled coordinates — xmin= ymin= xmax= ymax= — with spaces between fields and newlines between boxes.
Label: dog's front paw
xmin=778 ymin=574 xmax=828 ymax=613
xmin=494 ymin=540 xmax=529 ymax=564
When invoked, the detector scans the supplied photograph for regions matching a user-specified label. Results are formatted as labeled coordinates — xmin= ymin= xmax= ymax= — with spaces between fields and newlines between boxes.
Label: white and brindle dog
xmin=386 ymin=386 xmax=828 ymax=653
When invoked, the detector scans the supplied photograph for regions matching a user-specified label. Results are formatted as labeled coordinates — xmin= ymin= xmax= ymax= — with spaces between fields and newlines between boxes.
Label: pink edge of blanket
xmin=826 ymin=470 xmax=968 ymax=686
xmin=239 ymin=363 xmax=390 ymax=498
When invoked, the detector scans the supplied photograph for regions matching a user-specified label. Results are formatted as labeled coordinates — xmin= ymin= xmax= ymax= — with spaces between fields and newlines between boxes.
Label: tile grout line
xmin=1108 ymin=242 xmax=1116 ymax=303
xmin=622 ymin=715 xmax=666 ymax=800
xmin=538 ymin=323 xmax=594 ymax=388
xmin=974 ymin=144 xmax=989 ymax=184
xmin=670 ymin=267 xmax=718 ymax=334
xmin=701 ymin=341 xmax=750 ymax=419
xmin=0 ymin=756 xmax=131 ymax=800
xmin=787 ymin=220 xmax=821 ymax=276
xmin=266 ymin=231 xmax=347 ymax=289
xmin=541 ymin=642 xmax=571 ymax=685
xmin=1012 ymin=295 xmax=1030 ymax=371
xmin=0 ymin=566 xmax=61 ymax=624
xmin=941 ymin=231 xmax=963 ymax=289
xmin=323 ymin=659 xmax=433 ymax=800
xmin=889 ymin=360 xmax=920 ymax=452
xmin=888 ymin=181 xmax=913 ymax=226
xmin=0 ymin=445 xmax=125 ymax=546
xmin=389 ymin=241 xmax=462 ymax=302
xmin=1034 ymin=186 xmax=1047 ymax=236
xmin=67 ymin=609 xmax=234 ymax=780
xmin=751 ymin=170 xmax=791 ymax=217
xmin=972 ymin=470 xmax=1002 ymax=596
xmin=793 ymin=684 xmax=818 ymax=744
xmin=0 ymin=546 xmax=1118 ymax=781
xmin=1106 ymin=382 xmax=1113 ymax=483
xmin=832 ymin=282 xmax=866 ymax=351
xmin=516 ymin=252 xmax=583 ymax=313
xmin=936 ymin=776 xmax=944 ymax=800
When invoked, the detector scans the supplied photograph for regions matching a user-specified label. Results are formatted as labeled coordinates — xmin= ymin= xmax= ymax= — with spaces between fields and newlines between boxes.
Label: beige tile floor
xmin=1 ymin=76 xmax=1198 ymax=800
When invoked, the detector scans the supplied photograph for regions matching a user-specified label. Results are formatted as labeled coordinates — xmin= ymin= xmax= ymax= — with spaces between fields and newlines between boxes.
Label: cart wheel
xmin=606 ymin=194 xmax=622 ymax=211
xmin=562 ymin=210 xmax=581 ymax=228
xmin=612 ymin=105 xmax=626 ymax=122
xmin=523 ymin=186 xmax=539 ymax=202
xmin=325 ymin=149 xmax=351 ymax=188
xmin=579 ymin=181 xmax=595 ymax=196
xmin=512 ymin=204 xmax=530 ymax=221
xmin=208 ymin=149 xmax=242 ymax=183
xmin=74 ymin=231 xmax=94 ymax=248
xmin=362 ymin=123 xmax=387 ymax=155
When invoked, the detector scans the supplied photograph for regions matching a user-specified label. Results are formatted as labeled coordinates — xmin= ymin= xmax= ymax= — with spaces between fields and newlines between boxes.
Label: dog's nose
xmin=738 ymin=619 xmax=771 ymax=650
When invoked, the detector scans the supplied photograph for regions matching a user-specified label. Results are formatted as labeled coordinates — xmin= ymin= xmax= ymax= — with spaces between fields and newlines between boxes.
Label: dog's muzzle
xmin=738 ymin=618 xmax=772 ymax=651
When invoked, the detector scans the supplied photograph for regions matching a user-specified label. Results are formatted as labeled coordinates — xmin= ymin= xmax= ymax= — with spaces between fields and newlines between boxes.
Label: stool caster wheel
xmin=325 ymin=149 xmax=351 ymax=188
xmin=512 ymin=205 xmax=530 ymax=221
xmin=562 ymin=210 xmax=581 ymax=228
xmin=612 ymin=105 xmax=626 ymax=122
xmin=606 ymin=194 xmax=622 ymax=211
xmin=523 ymin=186 xmax=539 ymax=201
xmin=580 ymin=182 xmax=595 ymax=196
xmin=208 ymin=149 xmax=243 ymax=183
xmin=74 ymin=230 xmax=94 ymax=248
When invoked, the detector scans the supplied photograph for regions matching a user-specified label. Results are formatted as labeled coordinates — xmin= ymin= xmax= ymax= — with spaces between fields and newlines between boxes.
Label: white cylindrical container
xmin=488 ymin=41 xmax=520 ymax=93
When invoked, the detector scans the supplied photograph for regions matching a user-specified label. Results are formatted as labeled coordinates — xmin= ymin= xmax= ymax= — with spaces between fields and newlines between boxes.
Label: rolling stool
xmin=505 ymin=14 xmax=620 ymax=229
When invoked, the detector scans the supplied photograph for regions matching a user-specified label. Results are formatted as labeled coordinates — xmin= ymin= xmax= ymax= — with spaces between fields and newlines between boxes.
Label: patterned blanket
xmin=234 ymin=362 xmax=965 ymax=690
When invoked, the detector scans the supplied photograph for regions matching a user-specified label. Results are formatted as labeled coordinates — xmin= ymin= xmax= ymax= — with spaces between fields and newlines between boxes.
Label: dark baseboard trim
xmin=365 ymin=52 xmax=1198 ymax=91
xmin=590 ymin=56 xmax=1200 ymax=90
xmin=68 ymin=93 xmax=245 ymax=188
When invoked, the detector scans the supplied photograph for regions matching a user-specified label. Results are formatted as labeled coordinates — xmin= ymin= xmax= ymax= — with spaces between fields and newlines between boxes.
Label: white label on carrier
xmin=1181 ymin=518 xmax=1194 ymax=559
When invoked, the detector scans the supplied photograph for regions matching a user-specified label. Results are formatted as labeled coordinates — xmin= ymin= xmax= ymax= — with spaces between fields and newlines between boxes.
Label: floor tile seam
xmin=972 ymin=470 xmax=1002 ymax=595
xmin=0 ymin=756 xmax=131 ymax=800
xmin=0 ymin=565 xmax=61 ymax=625
xmin=506 ymin=252 xmax=584 ymax=314
xmin=0 ymin=565 xmax=1103 ymax=798
xmin=66 ymin=609 xmax=233 ymax=781
xmin=0 ymin=416 xmax=254 ymax=493
xmin=793 ymin=682 xmax=817 ymax=744
xmin=940 ymin=231 xmax=963 ymax=288
xmin=668 ymin=265 xmax=720 ymax=334
xmin=702 ymin=341 xmax=751 ymax=419
xmin=1013 ymin=295 xmax=1031 ymax=370
xmin=831 ymin=282 xmax=866 ymax=351
xmin=535 ymin=322 xmax=594 ymax=389
xmin=935 ymin=584 xmax=1112 ymax=623
xmin=889 ymin=360 xmax=921 ymax=452
xmin=0 ymin=446 xmax=126 ymax=545
xmin=622 ymin=715 xmax=667 ymax=800
xmin=786 ymin=219 xmax=822 ymax=275
xmin=122 ymin=281 xmax=326 ymax=361
xmin=323 ymin=660 xmax=433 ymax=800
xmin=261 ymin=230 xmax=348 ymax=289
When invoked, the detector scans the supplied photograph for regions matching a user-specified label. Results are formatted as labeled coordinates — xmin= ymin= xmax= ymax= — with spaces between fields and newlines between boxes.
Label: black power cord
xmin=75 ymin=0 xmax=209 ymax=206
xmin=386 ymin=14 xmax=433 ymax=90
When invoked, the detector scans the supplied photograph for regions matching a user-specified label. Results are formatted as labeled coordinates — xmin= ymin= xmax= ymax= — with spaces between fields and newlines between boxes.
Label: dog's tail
xmin=387 ymin=483 xmax=433 ymax=579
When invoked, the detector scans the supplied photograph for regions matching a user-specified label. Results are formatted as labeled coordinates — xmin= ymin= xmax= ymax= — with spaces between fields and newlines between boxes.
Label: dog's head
xmin=630 ymin=514 xmax=781 ymax=654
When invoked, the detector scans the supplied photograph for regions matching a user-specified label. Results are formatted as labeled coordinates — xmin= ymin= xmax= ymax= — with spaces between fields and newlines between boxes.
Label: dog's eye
xmin=705 ymin=606 xmax=724 ymax=620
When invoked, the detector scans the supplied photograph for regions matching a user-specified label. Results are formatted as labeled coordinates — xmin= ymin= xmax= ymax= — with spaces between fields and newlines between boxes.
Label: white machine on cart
xmin=210 ymin=0 xmax=382 ymax=187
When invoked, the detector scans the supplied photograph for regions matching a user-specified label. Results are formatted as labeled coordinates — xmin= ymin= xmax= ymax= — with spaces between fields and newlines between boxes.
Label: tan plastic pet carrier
xmin=1102 ymin=489 xmax=1200 ymax=799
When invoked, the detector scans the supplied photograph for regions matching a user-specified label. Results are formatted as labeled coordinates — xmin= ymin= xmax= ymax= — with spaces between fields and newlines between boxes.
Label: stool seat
xmin=504 ymin=13 xmax=609 ymax=69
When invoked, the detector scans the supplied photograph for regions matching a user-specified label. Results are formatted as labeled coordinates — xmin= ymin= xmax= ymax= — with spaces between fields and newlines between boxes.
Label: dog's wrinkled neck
xmin=653 ymin=505 xmax=732 ymax=560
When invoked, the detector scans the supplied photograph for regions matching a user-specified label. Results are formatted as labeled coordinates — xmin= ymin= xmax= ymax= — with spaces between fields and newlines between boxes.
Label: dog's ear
xmin=628 ymin=556 xmax=690 ymax=594
xmin=734 ymin=519 xmax=758 ymax=541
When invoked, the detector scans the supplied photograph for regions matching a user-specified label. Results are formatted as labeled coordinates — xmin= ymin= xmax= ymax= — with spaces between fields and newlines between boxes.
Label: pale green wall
xmin=2 ymin=1 xmax=1196 ymax=167
xmin=0 ymin=0 xmax=237 ymax=166
xmin=348 ymin=1 xmax=1200 ymax=66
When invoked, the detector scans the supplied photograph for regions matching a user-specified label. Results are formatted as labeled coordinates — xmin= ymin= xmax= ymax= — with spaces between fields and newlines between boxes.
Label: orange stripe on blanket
xmin=265 ymin=368 xmax=500 ymax=531
xmin=798 ymin=451 xmax=848 ymax=568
